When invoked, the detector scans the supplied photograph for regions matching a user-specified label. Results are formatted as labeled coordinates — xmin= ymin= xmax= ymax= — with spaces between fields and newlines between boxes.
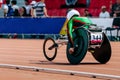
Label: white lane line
xmin=0 ymin=48 xmax=41 ymax=51
xmin=83 ymin=66 xmax=120 ymax=72
xmin=0 ymin=64 xmax=119 ymax=80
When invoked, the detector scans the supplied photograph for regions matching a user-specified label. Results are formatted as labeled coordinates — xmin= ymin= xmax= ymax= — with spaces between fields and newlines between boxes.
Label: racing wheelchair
xmin=43 ymin=23 xmax=111 ymax=65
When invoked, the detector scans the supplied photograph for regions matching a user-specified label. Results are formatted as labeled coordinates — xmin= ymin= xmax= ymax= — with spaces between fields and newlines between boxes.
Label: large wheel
xmin=66 ymin=28 xmax=89 ymax=65
xmin=91 ymin=33 xmax=111 ymax=64
xmin=43 ymin=37 xmax=57 ymax=61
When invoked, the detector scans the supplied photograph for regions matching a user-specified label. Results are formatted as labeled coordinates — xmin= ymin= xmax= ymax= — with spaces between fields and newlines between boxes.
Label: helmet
xmin=67 ymin=9 xmax=80 ymax=20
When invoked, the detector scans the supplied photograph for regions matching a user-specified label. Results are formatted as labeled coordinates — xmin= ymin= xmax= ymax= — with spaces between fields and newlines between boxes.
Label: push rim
xmin=66 ymin=28 xmax=89 ymax=64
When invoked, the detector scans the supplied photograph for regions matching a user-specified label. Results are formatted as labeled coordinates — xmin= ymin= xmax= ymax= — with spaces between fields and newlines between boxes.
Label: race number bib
xmin=90 ymin=33 xmax=103 ymax=41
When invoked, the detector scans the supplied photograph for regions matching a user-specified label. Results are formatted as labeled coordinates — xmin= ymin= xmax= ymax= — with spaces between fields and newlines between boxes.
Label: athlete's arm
xmin=43 ymin=7 xmax=49 ymax=17
xmin=67 ymin=19 xmax=74 ymax=47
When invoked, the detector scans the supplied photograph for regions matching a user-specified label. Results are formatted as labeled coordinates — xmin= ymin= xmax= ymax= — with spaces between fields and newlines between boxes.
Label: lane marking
xmin=84 ymin=66 xmax=120 ymax=72
xmin=0 ymin=64 xmax=119 ymax=80
xmin=0 ymin=48 xmax=40 ymax=51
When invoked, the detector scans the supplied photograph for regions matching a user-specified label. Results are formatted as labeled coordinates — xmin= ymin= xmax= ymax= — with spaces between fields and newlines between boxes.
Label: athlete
xmin=66 ymin=9 xmax=92 ymax=54
xmin=49 ymin=9 xmax=92 ymax=54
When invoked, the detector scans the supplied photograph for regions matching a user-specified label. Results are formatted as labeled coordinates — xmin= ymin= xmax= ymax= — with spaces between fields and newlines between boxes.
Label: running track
xmin=0 ymin=39 xmax=119 ymax=80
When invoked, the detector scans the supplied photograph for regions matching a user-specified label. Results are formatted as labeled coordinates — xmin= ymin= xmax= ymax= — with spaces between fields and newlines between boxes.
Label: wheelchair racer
xmin=66 ymin=9 xmax=92 ymax=54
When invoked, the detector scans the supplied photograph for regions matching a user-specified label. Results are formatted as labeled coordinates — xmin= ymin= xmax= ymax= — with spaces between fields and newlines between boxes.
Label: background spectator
xmin=65 ymin=0 xmax=78 ymax=6
xmin=11 ymin=0 xmax=20 ymax=17
xmin=86 ymin=0 xmax=91 ymax=8
xmin=24 ymin=0 xmax=31 ymax=16
xmin=0 ymin=0 xmax=2 ymax=8
xmin=99 ymin=6 xmax=110 ymax=18
xmin=19 ymin=6 xmax=27 ymax=17
xmin=3 ymin=0 xmax=10 ymax=17
xmin=31 ymin=0 xmax=48 ymax=17
xmin=29 ymin=0 xmax=36 ymax=17
xmin=112 ymin=17 xmax=120 ymax=28
xmin=84 ymin=9 xmax=92 ymax=17
xmin=110 ymin=0 xmax=120 ymax=17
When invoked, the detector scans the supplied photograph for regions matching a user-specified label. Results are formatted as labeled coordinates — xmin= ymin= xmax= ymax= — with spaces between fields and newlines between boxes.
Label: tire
xmin=66 ymin=28 xmax=89 ymax=65
xmin=43 ymin=37 xmax=57 ymax=61
xmin=91 ymin=33 xmax=111 ymax=64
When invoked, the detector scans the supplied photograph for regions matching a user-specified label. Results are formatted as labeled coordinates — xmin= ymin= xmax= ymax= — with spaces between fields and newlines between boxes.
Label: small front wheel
xmin=43 ymin=37 xmax=57 ymax=61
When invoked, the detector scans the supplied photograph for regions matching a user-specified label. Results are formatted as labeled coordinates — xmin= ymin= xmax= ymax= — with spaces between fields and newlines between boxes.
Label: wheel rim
xmin=43 ymin=38 xmax=57 ymax=61
xmin=66 ymin=28 xmax=89 ymax=64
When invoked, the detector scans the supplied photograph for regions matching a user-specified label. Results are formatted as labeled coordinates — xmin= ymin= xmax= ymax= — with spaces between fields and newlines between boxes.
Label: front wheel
xmin=66 ymin=28 xmax=89 ymax=65
xmin=43 ymin=37 xmax=57 ymax=61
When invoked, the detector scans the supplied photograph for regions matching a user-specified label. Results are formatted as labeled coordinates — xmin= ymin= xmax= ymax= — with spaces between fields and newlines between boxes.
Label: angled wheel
xmin=66 ymin=28 xmax=89 ymax=65
xmin=91 ymin=33 xmax=112 ymax=64
xmin=43 ymin=37 xmax=57 ymax=61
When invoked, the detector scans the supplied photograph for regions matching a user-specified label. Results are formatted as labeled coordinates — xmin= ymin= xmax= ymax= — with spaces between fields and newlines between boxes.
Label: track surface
xmin=0 ymin=39 xmax=119 ymax=80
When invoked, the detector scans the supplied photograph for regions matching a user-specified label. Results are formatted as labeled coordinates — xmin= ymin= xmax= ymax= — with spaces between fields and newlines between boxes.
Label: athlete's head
xmin=66 ymin=9 xmax=80 ymax=20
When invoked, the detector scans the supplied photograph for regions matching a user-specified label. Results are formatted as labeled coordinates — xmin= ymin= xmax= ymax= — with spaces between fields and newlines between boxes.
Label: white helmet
xmin=67 ymin=9 xmax=80 ymax=20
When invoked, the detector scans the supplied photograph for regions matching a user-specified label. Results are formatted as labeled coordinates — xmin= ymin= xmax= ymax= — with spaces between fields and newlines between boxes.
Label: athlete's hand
xmin=69 ymin=48 xmax=74 ymax=54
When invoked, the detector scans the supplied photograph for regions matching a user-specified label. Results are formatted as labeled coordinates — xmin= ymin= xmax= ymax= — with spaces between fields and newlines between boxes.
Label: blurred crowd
xmin=1 ymin=0 xmax=120 ymax=18
xmin=84 ymin=0 xmax=120 ymax=18
xmin=3 ymin=0 xmax=48 ymax=18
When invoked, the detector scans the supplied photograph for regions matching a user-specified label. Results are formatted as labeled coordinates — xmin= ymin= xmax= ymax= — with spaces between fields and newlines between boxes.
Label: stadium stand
xmin=77 ymin=0 xmax=86 ymax=5
xmin=45 ymin=0 xmax=86 ymax=17
xmin=88 ymin=0 xmax=116 ymax=17
xmin=45 ymin=0 xmax=116 ymax=17
xmin=1 ymin=0 xmax=116 ymax=17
